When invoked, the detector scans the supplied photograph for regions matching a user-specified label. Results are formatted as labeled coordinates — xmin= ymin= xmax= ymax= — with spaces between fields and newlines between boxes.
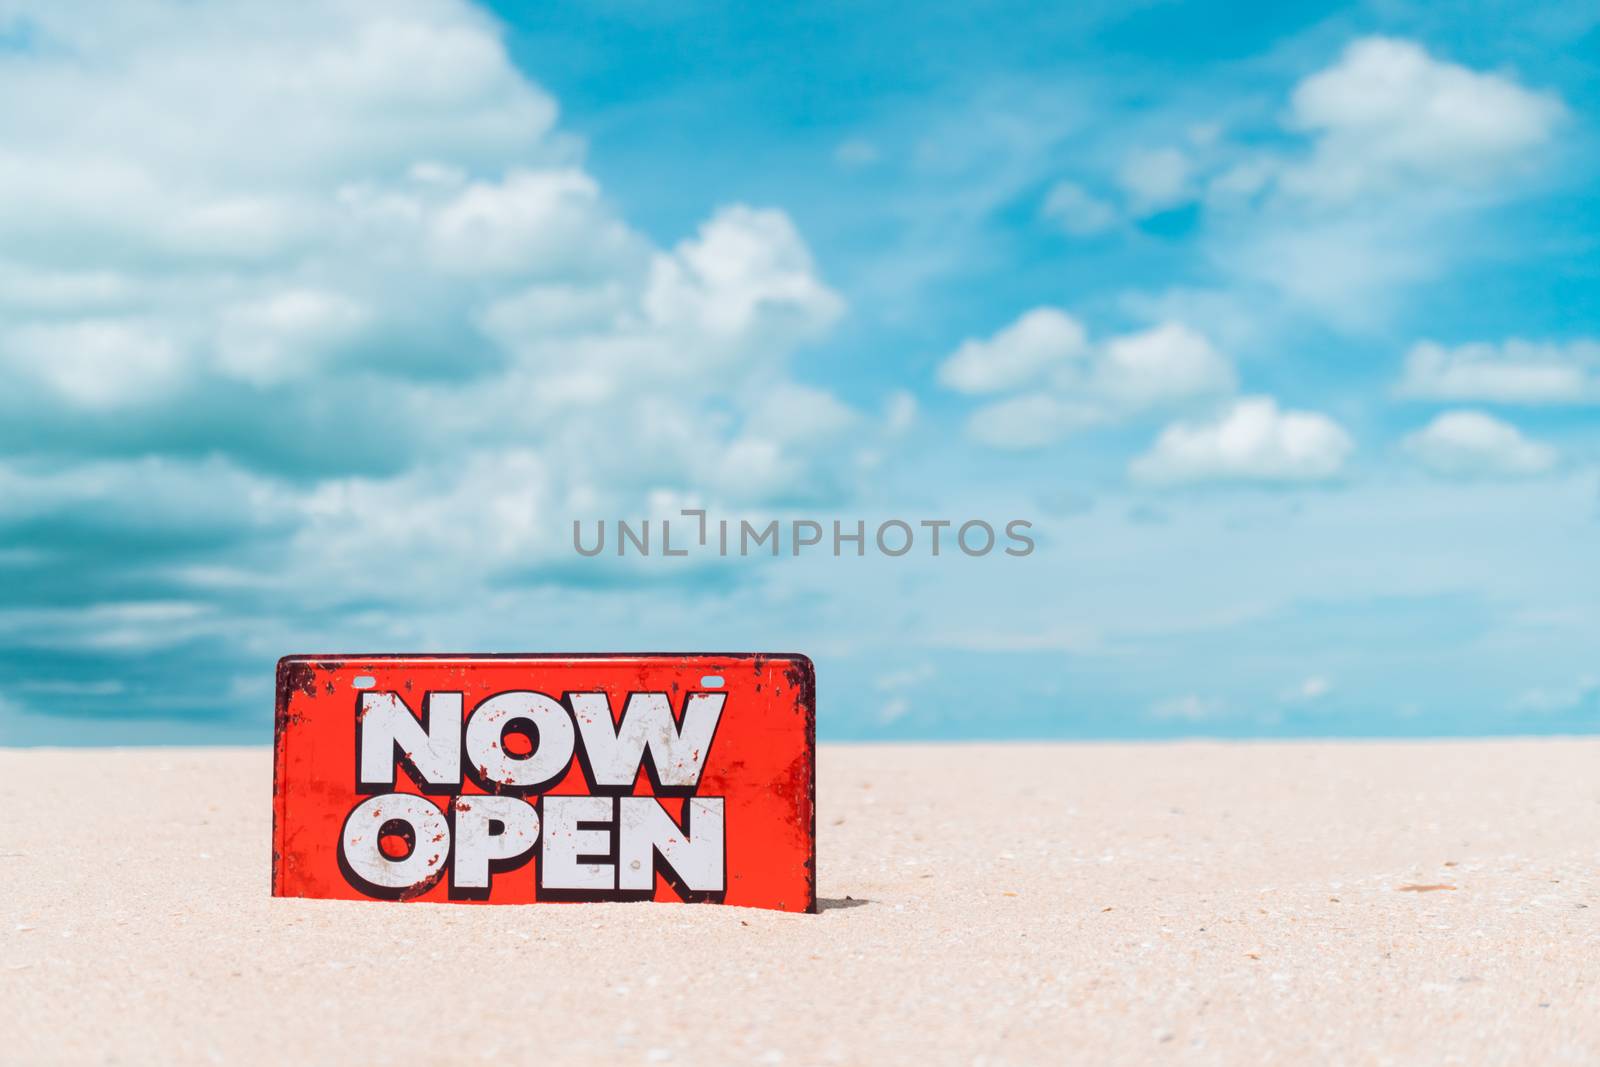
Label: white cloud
xmin=0 ymin=454 xmax=292 ymax=533
xmin=834 ymin=138 xmax=881 ymax=169
xmin=644 ymin=205 xmax=843 ymax=351
xmin=940 ymin=311 xmax=1235 ymax=449
xmin=1131 ymin=396 xmax=1353 ymax=485
xmin=0 ymin=4 xmax=562 ymax=262
xmin=427 ymin=168 xmax=636 ymax=275
xmin=965 ymin=392 xmax=1104 ymax=450
xmin=877 ymin=697 xmax=911 ymax=725
xmin=1283 ymin=675 xmax=1333 ymax=702
xmin=2 ymin=318 xmax=187 ymax=409
xmin=1397 ymin=338 xmax=1600 ymax=404
xmin=1095 ymin=322 xmax=1235 ymax=406
xmin=1041 ymin=181 xmax=1117 ymax=235
xmin=0 ymin=600 xmax=219 ymax=653
xmin=1118 ymin=147 xmax=1193 ymax=214
xmin=937 ymin=307 xmax=1088 ymax=394
xmin=883 ymin=390 xmax=918 ymax=436
xmin=0 ymin=0 xmax=886 ymax=648
xmin=1403 ymin=410 xmax=1556 ymax=479
xmin=1286 ymin=37 xmax=1565 ymax=202
xmin=871 ymin=663 xmax=934 ymax=726
xmin=1204 ymin=159 xmax=1275 ymax=205
xmin=1222 ymin=216 xmax=1434 ymax=328
xmin=216 ymin=289 xmax=367 ymax=385
xmin=469 ymin=204 xmax=844 ymax=408
xmin=1150 ymin=693 xmax=1222 ymax=721
xmin=1514 ymin=677 xmax=1598 ymax=715
xmin=297 ymin=447 xmax=548 ymax=560
xmin=873 ymin=663 xmax=936 ymax=691
xmin=745 ymin=383 xmax=858 ymax=445
xmin=1138 ymin=37 xmax=1572 ymax=332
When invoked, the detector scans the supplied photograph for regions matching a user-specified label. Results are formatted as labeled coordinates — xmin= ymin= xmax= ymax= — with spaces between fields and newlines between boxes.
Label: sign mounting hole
xmin=352 ymin=675 xmax=376 ymax=689
xmin=700 ymin=675 xmax=724 ymax=688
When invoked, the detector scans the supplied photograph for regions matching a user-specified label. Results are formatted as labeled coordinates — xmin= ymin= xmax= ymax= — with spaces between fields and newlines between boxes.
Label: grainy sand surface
xmin=2 ymin=741 xmax=1597 ymax=1065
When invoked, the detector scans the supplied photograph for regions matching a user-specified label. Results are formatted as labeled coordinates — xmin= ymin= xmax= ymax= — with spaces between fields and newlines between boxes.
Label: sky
xmin=1 ymin=0 xmax=1597 ymax=744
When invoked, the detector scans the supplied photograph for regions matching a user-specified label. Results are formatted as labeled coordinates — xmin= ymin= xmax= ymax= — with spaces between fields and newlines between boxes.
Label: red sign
xmin=273 ymin=654 xmax=815 ymax=913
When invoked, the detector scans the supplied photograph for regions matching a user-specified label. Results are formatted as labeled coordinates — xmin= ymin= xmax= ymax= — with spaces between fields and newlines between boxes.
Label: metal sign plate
xmin=273 ymin=653 xmax=815 ymax=913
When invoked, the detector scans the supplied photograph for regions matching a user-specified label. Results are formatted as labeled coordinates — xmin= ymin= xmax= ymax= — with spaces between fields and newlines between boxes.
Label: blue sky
xmin=1 ymin=0 xmax=1597 ymax=743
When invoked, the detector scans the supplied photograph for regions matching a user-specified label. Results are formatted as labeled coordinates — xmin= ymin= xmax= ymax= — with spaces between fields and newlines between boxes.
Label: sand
xmin=2 ymin=740 xmax=1596 ymax=1065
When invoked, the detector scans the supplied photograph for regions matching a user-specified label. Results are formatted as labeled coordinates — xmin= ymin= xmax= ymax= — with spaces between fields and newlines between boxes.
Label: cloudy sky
xmin=2 ymin=0 xmax=1597 ymax=743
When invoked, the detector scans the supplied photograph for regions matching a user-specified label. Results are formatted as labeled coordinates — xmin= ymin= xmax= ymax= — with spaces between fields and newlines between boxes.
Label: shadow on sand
xmin=816 ymin=896 xmax=873 ymax=912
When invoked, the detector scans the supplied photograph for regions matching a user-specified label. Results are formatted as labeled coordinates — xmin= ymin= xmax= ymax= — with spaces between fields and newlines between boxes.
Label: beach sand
xmin=2 ymin=740 xmax=1596 ymax=1065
